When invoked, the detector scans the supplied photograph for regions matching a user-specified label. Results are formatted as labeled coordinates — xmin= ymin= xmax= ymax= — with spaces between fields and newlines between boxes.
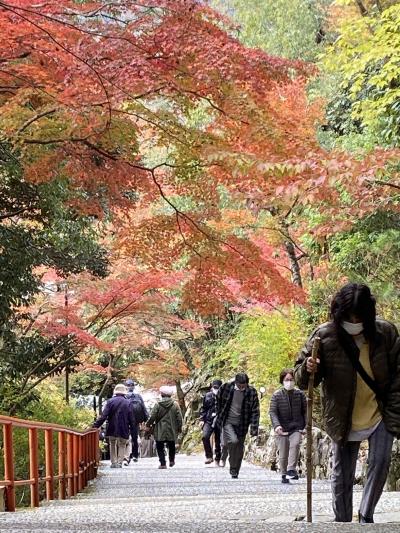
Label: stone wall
xmin=245 ymin=426 xmax=400 ymax=491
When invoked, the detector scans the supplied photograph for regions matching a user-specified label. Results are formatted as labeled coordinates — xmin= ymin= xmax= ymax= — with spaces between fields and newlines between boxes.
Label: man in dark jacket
xmin=216 ymin=373 xmax=260 ymax=478
xmin=93 ymin=383 xmax=136 ymax=468
xmin=200 ymin=379 xmax=222 ymax=465
xmin=124 ymin=379 xmax=149 ymax=465
xmin=269 ymin=368 xmax=306 ymax=483
xmin=295 ymin=283 xmax=400 ymax=523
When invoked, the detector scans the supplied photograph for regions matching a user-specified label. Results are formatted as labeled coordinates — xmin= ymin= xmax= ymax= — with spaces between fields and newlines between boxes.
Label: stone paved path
xmin=1 ymin=455 xmax=400 ymax=532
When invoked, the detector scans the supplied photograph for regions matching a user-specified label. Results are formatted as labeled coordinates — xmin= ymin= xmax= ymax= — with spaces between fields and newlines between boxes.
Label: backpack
xmin=128 ymin=394 xmax=148 ymax=424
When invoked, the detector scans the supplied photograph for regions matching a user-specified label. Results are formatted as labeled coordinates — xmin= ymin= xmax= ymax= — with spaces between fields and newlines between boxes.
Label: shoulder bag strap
xmin=339 ymin=331 xmax=382 ymax=398
xmin=153 ymin=403 xmax=174 ymax=425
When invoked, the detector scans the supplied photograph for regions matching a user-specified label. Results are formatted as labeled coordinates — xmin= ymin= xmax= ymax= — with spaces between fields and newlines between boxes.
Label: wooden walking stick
xmin=306 ymin=336 xmax=320 ymax=523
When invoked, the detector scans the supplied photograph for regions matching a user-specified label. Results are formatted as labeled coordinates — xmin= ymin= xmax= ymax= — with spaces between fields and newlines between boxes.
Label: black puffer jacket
xmin=199 ymin=391 xmax=217 ymax=425
xmin=294 ymin=319 xmax=400 ymax=442
xmin=269 ymin=388 xmax=306 ymax=433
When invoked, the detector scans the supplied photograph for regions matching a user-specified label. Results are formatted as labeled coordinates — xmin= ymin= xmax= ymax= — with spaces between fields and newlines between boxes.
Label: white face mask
xmin=342 ymin=320 xmax=363 ymax=336
xmin=212 ymin=387 xmax=219 ymax=395
xmin=283 ymin=380 xmax=295 ymax=391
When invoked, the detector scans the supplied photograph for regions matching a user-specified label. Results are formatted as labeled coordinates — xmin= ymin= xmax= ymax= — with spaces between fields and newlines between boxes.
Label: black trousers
xmin=130 ymin=424 xmax=139 ymax=459
xmin=156 ymin=440 xmax=176 ymax=466
xmin=202 ymin=422 xmax=222 ymax=460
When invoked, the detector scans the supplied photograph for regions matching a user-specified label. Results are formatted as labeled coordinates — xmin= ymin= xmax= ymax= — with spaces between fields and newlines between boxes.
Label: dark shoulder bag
xmin=144 ymin=403 xmax=174 ymax=438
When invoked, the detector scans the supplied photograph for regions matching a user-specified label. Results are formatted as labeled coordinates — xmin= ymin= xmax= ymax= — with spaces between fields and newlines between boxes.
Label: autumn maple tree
xmin=1 ymin=0 xmax=400 ymax=404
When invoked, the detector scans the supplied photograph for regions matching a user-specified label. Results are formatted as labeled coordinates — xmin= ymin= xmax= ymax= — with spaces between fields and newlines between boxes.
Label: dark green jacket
xmin=147 ymin=398 xmax=182 ymax=442
xmin=294 ymin=319 xmax=400 ymax=443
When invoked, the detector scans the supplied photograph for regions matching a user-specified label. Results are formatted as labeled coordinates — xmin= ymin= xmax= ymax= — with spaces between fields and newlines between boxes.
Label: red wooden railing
xmin=0 ymin=415 xmax=99 ymax=512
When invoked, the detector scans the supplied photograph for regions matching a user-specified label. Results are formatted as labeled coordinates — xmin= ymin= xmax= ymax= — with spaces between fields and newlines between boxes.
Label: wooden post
xmin=73 ymin=434 xmax=79 ymax=495
xmin=66 ymin=433 xmax=74 ymax=497
xmin=78 ymin=435 xmax=83 ymax=491
xmin=44 ymin=429 xmax=54 ymax=501
xmin=58 ymin=432 xmax=66 ymax=500
xmin=29 ymin=428 xmax=40 ymax=508
xmin=88 ymin=433 xmax=94 ymax=479
xmin=84 ymin=434 xmax=89 ymax=486
xmin=306 ymin=336 xmax=321 ymax=523
xmin=3 ymin=423 xmax=16 ymax=512
xmin=95 ymin=430 xmax=99 ymax=474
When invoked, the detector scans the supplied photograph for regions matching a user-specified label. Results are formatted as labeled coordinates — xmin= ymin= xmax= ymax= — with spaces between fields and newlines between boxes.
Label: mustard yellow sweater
xmin=351 ymin=341 xmax=381 ymax=431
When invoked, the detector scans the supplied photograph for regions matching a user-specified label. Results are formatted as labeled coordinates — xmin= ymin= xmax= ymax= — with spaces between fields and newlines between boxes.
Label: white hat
xmin=114 ymin=383 xmax=128 ymax=395
xmin=159 ymin=385 xmax=174 ymax=397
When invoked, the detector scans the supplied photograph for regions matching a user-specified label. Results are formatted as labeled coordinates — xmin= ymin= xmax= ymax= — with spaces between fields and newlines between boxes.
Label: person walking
xmin=124 ymin=379 xmax=149 ymax=465
xmin=295 ymin=283 xmax=400 ymax=523
xmin=216 ymin=372 xmax=260 ymax=479
xmin=93 ymin=383 xmax=135 ymax=468
xmin=200 ymin=379 xmax=223 ymax=465
xmin=269 ymin=368 xmax=306 ymax=484
xmin=145 ymin=386 xmax=183 ymax=469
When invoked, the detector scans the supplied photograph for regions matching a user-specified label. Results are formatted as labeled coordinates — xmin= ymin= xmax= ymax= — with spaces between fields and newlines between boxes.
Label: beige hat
xmin=114 ymin=383 xmax=128 ymax=395
xmin=159 ymin=385 xmax=174 ymax=397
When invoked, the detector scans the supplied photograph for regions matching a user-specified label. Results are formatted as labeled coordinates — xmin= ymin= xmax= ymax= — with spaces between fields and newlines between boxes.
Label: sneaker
xmin=286 ymin=469 xmax=299 ymax=480
xmin=281 ymin=474 xmax=290 ymax=484
xmin=205 ymin=458 xmax=213 ymax=464
xmin=133 ymin=458 xmax=138 ymax=463
xmin=123 ymin=459 xmax=130 ymax=466
xmin=169 ymin=461 xmax=175 ymax=467
xmin=230 ymin=468 xmax=238 ymax=479
xmin=219 ymin=459 xmax=226 ymax=468
xmin=158 ymin=465 xmax=167 ymax=469
xmin=110 ymin=464 xmax=118 ymax=468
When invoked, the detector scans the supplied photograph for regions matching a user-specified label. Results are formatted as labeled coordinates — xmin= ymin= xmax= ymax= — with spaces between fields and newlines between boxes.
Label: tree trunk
xmin=174 ymin=339 xmax=195 ymax=372
xmin=97 ymin=354 xmax=115 ymax=414
xmin=284 ymin=239 xmax=303 ymax=288
xmin=355 ymin=0 xmax=368 ymax=16
xmin=175 ymin=379 xmax=186 ymax=416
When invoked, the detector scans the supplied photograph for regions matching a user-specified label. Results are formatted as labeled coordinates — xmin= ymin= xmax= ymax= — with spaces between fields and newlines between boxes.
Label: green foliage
xmin=210 ymin=309 xmax=306 ymax=423
xmin=0 ymin=381 xmax=93 ymax=507
xmin=19 ymin=381 xmax=93 ymax=428
xmin=322 ymin=4 xmax=400 ymax=144
xmin=330 ymin=212 xmax=400 ymax=320
xmin=0 ymin=144 xmax=109 ymax=408
xmin=212 ymin=0 xmax=330 ymax=61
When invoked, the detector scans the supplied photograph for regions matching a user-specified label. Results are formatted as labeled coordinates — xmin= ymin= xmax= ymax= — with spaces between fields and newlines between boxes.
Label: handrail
xmin=0 ymin=414 xmax=99 ymax=512
xmin=0 ymin=415 xmax=95 ymax=434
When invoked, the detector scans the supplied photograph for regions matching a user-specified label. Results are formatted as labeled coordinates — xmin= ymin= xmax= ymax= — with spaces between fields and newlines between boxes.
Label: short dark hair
xmin=211 ymin=379 xmax=222 ymax=388
xmin=235 ymin=372 xmax=249 ymax=384
xmin=330 ymin=283 xmax=376 ymax=341
xmin=279 ymin=368 xmax=294 ymax=384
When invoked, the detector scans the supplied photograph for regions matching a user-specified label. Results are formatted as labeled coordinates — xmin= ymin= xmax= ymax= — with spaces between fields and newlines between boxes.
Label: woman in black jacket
xmin=295 ymin=283 xmax=400 ymax=523
xmin=269 ymin=368 xmax=306 ymax=484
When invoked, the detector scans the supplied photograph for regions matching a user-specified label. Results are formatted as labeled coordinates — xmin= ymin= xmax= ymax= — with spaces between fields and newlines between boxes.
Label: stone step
xmin=0 ymin=456 xmax=399 ymax=532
